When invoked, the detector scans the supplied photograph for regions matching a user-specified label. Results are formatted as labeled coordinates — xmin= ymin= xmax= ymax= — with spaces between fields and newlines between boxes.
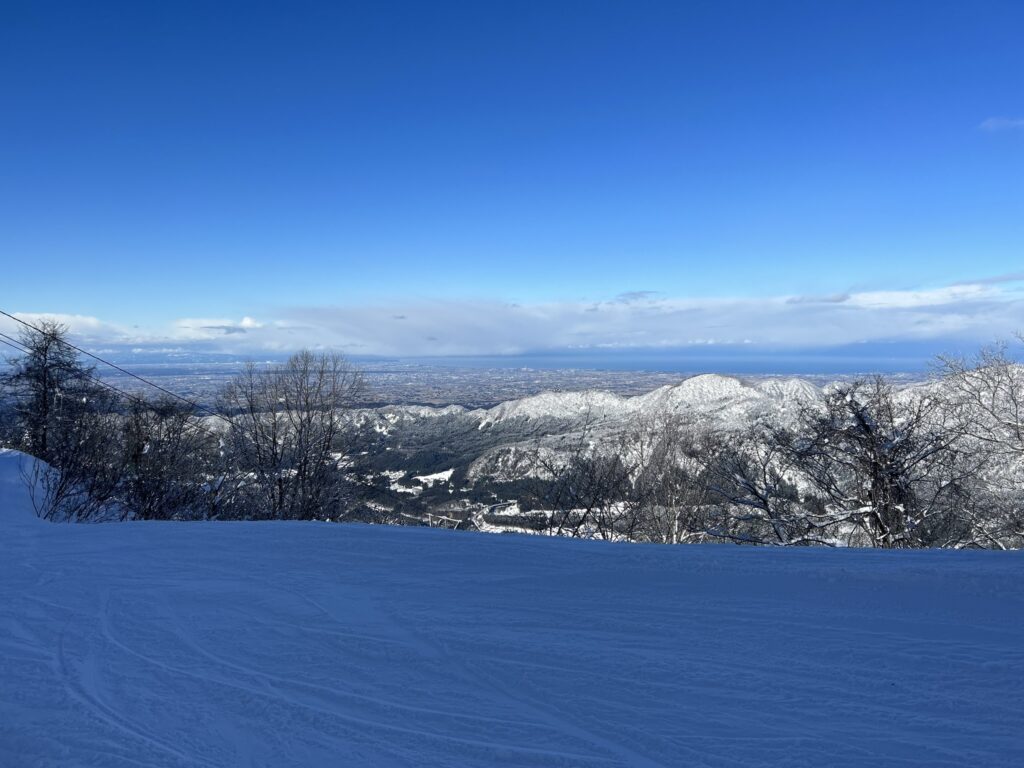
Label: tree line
xmin=0 ymin=321 xmax=365 ymax=523
xmin=513 ymin=348 xmax=1024 ymax=549
xmin=1 ymin=320 xmax=1021 ymax=548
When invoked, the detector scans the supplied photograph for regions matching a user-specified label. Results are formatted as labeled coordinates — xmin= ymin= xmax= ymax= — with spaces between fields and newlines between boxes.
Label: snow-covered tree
xmin=777 ymin=377 xmax=979 ymax=548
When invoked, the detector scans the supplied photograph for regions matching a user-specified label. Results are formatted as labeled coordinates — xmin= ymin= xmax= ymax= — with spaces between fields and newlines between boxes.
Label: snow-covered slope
xmin=476 ymin=389 xmax=629 ymax=425
xmin=2 ymin=450 xmax=1022 ymax=767
xmin=442 ymin=374 xmax=820 ymax=429
xmin=0 ymin=449 xmax=46 ymax=528
xmin=352 ymin=374 xmax=821 ymax=449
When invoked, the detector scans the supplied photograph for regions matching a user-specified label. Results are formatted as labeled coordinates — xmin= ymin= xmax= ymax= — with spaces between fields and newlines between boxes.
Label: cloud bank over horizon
xmin=3 ymin=277 xmax=1023 ymax=363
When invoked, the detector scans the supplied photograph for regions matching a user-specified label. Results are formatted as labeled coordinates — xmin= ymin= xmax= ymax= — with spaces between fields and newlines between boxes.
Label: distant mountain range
xmin=363 ymin=373 xmax=823 ymax=431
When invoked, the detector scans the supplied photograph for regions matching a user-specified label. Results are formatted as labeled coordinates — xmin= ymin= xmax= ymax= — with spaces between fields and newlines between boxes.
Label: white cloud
xmin=257 ymin=278 xmax=1024 ymax=354
xmin=979 ymin=117 xmax=1024 ymax=132
xmin=841 ymin=284 xmax=992 ymax=309
xmin=0 ymin=312 xmax=133 ymax=343
xmin=5 ymin=276 xmax=1024 ymax=358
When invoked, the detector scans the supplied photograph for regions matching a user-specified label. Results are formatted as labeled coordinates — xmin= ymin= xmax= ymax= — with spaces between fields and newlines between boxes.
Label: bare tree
xmin=698 ymin=426 xmax=830 ymax=546
xmin=514 ymin=410 xmax=715 ymax=543
xmin=936 ymin=337 xmax=1024 ymax=547
xmin=937 ymin=338 xmax=1024 ymax=460
xmin=514 ymin=409 xmax=632 ymax=539
xmin=218 ymin=351 xmax=365 ymax=520
xmin=778 ymin=377 xmax=976 ymax=548
xmin=615 ymin=413 xmax=714 ymax=544
xmin=120 ymin=396 xmax=215 ymax=520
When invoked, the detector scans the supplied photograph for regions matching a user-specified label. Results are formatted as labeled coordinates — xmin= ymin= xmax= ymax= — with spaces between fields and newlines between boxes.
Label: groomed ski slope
xmin=1 ymin=450 xmax=1022 ymax=768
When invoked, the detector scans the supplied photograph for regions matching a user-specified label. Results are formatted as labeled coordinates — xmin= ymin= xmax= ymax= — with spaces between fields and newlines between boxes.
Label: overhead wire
xmin=0 ymin=329 xmax=223 ymax=443
xmin=0 ymin=308 xmax=229 ymax=425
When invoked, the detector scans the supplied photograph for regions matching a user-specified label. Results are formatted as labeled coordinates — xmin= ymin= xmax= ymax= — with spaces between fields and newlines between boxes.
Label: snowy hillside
xmin=2 ymin=449 xmax=1023 ymax=767
xmin=358 ymin=374 xmax=824 ymax=434
xmin=471 ymin=373 xmax=820 ymax=427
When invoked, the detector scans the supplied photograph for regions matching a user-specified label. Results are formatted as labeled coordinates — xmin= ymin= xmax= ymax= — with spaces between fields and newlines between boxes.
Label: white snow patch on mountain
xmin=413 ymin=469 xmax=455 ymax=486
xmin=475 ymin=389 xmax=630 ymax=425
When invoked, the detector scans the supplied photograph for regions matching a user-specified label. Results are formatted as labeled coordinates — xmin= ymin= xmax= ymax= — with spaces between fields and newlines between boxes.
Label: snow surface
xmin=2 ymin=449 xmax=1023 ymax=767
xmin=412 ymin=469 xmax=455 ymax=487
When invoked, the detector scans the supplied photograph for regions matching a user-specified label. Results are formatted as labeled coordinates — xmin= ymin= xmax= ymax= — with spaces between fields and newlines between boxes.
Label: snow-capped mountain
xmin=351 ymin=374 xmax=827 ymax=490
xmin=362 ymin=373 xmax=823 ymax=432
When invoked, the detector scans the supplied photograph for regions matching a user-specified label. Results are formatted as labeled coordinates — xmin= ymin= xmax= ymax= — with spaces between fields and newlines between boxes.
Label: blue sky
xmin=1 ymin=1 xmax=1022 ymax=364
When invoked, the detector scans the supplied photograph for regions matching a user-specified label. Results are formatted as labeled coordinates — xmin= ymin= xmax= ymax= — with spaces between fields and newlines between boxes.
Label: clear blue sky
xmin=1 ymin=1 xmax=1022 ymax=361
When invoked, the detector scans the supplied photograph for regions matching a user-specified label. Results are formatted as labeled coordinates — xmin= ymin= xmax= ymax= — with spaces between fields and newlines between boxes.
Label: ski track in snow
xmin=1 ymin=451 xmax=1023 ymax=767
